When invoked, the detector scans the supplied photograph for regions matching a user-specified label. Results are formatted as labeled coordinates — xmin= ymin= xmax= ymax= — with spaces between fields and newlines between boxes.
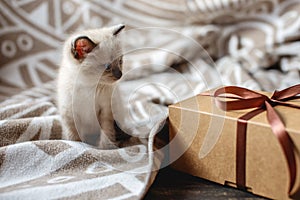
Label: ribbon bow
xmin=213 ymin=84 xmax=300 ymax=194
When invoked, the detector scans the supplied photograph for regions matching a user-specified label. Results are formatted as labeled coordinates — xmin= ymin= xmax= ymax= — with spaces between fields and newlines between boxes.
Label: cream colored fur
xmin=57 ymin=24 xmax=125 ymax=149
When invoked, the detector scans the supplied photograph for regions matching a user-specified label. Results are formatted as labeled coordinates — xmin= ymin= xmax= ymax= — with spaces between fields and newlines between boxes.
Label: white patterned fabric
xmin=1 ymin=0 xmax=300 ymax=199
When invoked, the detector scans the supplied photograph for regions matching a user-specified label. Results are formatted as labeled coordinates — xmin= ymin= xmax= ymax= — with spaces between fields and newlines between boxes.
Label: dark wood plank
xmin=144 ymin=167 xmax=267 ymax=200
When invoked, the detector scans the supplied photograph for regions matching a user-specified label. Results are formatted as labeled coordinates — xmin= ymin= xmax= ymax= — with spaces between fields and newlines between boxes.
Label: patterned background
xmin=0 ymin=0 xmax=300 ymax=199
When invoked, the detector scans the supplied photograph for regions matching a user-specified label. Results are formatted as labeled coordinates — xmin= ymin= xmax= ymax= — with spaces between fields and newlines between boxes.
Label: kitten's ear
xmin=112 ymin=24 xmax=125 ymax=36
xmin=71 ymin=36 xmax=96 ymax=60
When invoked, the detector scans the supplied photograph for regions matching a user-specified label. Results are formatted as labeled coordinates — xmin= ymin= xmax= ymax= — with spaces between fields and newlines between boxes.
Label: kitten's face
xmin=64 ymin=24 xmax=125 ymax=83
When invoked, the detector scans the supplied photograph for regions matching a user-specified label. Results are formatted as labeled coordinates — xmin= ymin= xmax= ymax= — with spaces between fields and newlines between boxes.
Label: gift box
xmin=169 ymin=85 xmax=300 ymax=200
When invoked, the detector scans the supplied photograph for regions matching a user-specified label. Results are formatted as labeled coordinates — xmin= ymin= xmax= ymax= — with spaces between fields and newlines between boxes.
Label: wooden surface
xmin=144 ymin=167 xmax=267 ymax=200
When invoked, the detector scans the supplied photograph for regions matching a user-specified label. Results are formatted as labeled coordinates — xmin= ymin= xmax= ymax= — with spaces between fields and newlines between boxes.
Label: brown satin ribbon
xmin=213 ymin=84 xmax=300 ymax=194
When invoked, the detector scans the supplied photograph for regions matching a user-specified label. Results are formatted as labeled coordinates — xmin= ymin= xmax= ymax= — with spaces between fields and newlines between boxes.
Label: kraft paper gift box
xmin=169 ymin=85 xmax=300 ymax=200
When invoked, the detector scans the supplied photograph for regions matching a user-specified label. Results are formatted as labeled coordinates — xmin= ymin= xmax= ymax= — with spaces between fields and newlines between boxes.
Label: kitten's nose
xmin=112 ymin=67 xmax=122 ymax=79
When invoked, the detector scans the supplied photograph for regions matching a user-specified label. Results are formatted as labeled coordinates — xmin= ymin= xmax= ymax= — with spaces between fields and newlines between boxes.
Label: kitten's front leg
xmin=60 ymin=106 xmax=81 ymax=141
xmin=97 ymin=108 xmax=119 ymax=149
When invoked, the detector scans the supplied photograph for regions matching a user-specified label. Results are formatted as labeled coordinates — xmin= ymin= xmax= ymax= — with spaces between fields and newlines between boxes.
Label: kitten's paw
xmin=97 ymin=140 xmax=119 ymax=149
xmin=63 ymin=127 xmax=81 ymax=141
xmin=97 ymin=135 xmax=119 ymax=149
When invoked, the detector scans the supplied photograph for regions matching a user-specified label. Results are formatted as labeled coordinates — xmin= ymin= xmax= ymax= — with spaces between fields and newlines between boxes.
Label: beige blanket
xmin=1 ymin=0 xmax=300 ymax=199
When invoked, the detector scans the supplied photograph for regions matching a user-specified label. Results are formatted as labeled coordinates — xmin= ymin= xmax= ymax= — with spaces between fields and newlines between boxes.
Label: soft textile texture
xmin=1 ymin=0 xmax=300 ymax=199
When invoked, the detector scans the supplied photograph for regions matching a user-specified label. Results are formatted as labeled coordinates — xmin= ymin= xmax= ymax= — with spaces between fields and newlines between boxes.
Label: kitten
xmin=57 ymin=24 xmax=125 ymax=149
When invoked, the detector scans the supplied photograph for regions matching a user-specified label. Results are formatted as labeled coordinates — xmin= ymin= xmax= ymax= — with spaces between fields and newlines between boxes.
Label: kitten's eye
xmin=105 ymin=63 xmax=111 ymax=71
